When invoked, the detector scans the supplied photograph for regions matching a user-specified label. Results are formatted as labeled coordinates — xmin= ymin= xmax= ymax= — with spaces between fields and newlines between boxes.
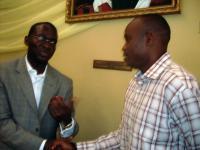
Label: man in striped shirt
xmin=52 ymin=14 xmax=200 ymax=150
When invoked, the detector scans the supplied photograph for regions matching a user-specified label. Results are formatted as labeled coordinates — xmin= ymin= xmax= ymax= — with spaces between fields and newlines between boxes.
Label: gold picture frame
xmin=66 ymin=0 xmax=180 ymax=23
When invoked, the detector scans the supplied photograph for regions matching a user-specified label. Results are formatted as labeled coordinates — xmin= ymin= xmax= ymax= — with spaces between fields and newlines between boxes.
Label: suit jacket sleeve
xmin=55 ymin=75 xmax=79 ymax=136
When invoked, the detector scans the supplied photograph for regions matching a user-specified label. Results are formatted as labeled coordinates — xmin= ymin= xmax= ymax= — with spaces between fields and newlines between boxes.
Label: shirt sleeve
xmin=170 ymin=87 xmax=200 ymax=149
xmin=59 ymin=118 xmax=76 ymax=138
xmin=76 ymin=130 xmax=120 ymax=149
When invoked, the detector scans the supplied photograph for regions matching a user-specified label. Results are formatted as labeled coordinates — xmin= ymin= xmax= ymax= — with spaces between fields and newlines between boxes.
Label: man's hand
xmin=44 ymin=139 xmax=76 ymax=150
xmin=48 ymin=96 xmax=74 ymax=124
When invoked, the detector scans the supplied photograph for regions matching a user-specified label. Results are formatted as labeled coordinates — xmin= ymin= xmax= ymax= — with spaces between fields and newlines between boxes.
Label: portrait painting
xmin=66 ymin=0 xmax=180 ymax=22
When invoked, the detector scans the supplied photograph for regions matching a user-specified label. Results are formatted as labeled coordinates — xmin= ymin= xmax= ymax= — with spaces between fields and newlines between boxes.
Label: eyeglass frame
xmin=29 ymin=35 xmax=57 ymax=45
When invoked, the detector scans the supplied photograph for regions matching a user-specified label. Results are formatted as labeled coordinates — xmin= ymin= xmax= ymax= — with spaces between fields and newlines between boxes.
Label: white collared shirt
xmin=25 ymin=56 xmax=47 ymax=108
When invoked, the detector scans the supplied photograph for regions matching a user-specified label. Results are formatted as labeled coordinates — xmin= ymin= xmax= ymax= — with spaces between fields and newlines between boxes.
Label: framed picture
xmin=66 ymin=0 xmax=180 ymax=23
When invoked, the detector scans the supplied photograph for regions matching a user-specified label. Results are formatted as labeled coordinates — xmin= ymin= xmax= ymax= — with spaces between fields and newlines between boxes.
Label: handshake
xmin=44 ymin=139 xmax=76 ymax=150
xmin=44 ymin=96 xmax=77 ymax=150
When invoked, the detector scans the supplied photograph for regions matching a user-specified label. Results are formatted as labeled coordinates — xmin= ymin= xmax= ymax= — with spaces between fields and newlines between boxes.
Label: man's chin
xmin=124 ymin=61 xmax=136 ymax=69
xmin=37 ymin=57 xmax=49 ymax=65
xmin=124 ymin=59 xmax=132 ymax=67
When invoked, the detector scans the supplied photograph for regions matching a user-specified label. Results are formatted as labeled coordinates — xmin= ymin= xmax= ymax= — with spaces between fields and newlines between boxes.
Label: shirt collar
xmin=135 ymin=52 xmax=172 ymax=80
xmin=25 ymin=55 xmax=47 ymax=77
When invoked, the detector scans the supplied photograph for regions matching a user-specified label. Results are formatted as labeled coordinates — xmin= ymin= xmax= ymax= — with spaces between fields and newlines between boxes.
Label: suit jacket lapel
xmin=15 ymin=58 xmax=38 ymax=115
xmin=38 ymin=66 xmax=57 ymax=120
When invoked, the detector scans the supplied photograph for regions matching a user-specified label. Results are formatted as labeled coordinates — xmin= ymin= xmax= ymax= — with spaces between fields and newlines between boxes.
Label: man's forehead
xmin=34 ymin=24 xmax=53 ymax=32
xmin=126 ymin=19 xmax=139 ymax=32
xmin=126 ymin=18 xmax=143 ymax=29
xmin=33 ymin=24 xmax=57 ymax=37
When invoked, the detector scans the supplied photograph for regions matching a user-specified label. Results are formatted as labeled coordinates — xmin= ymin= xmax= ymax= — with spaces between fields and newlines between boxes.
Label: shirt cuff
xmin=39 ymin=140 xmax=46 ymax=150
xmin=59 ymin=118 xmax=75 ymax=138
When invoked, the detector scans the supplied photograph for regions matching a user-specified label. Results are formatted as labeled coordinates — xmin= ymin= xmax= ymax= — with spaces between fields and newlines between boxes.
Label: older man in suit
xmin=0 ymin=22 xmax=78 ymax=150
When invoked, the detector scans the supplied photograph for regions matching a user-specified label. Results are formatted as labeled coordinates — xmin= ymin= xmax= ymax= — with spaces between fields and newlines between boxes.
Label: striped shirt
xmin=77 ymin=53 xmax=200 ymax=150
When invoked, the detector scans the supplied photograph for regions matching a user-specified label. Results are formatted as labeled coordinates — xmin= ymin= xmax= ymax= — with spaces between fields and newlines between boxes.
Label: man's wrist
xmin=60 ymin=117 xmax=73 ymax=129
xmin=59 ymin=118 xmax=75 ymax=138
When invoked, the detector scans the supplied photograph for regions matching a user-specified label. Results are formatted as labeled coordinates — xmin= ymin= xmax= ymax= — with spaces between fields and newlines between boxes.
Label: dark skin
xmin=25 ymin=24 xmax=57 ymax=74
xmin=49 ymin=140 xmax=75 ymax=150
xmin=123 ymin=17 xmax=167 ymax=73
xmin=48 ymin=96 xmax=74 ymax=124
xmin=44 ymin=138 xmax=75 ymax=150
xmin=25 ymin=23 xmax=74 ymax=149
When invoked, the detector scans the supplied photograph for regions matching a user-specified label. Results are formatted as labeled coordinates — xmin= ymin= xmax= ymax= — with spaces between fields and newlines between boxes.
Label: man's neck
xmin=27 ymin=56 xmax=47 ymax=75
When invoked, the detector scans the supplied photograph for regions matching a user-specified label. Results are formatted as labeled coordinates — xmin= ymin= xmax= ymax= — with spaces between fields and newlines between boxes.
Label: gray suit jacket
xmin=0 ymin=57 xmax=73 ymax=150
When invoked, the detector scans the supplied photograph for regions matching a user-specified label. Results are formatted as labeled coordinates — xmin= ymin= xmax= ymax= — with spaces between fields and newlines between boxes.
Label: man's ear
xmin=144 ymin=31 xmax=153 ymax=46
xmin=24 ymin=36 xmax=29 ymax=46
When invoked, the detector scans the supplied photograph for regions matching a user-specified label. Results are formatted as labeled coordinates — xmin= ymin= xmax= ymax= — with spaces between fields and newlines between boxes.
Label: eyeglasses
xmin=30 ymin=35 xmax=57 ymax=45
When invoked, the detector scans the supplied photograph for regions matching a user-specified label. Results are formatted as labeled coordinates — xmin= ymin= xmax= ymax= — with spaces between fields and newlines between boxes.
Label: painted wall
xmin=0 ymin=0 xmax=199 ymax=141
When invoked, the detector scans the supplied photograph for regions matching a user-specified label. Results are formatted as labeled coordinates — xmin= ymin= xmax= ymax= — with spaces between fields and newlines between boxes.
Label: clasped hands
xmin=45 ymin=96 xmax=76 ymax=150
xmin=44 ymin=139 xmax=76 ymax=150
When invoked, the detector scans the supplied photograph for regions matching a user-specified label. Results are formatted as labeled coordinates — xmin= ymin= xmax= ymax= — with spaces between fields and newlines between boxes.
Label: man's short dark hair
xmin=137 ymin=14 xmax=171 ymax=45
xmin=28 ymin=22 xmax=57 ymax=36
